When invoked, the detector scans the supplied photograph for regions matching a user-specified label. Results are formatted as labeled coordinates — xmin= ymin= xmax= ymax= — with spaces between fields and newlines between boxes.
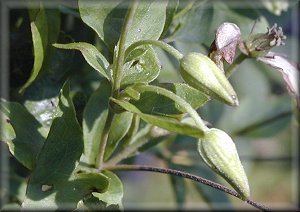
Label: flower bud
xmin=180 ymin=52 xmax=238 ymax=106
xmin=243 ymin=23 xmax=286 ymax=57
xmin=198 ymin=128 xmax=250 ymax=200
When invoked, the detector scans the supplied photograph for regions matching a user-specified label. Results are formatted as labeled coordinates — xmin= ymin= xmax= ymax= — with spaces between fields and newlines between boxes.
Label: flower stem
xmin=96 ymin=0 xmax=138 ymax=169
xmin=104 ymin=164 xmax=270 ymax=211
xmin=95 ymin=108 xmax=114 ymax=169
xmin=125 ymin=40 xmax=183 ymax=61
xmin=113 ymin=0 xmax=139 ymax=97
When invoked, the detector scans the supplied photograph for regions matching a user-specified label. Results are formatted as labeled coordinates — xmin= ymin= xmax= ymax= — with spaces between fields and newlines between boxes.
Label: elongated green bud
xmin=198 ymin=128 xmax=250 ymax=200
xmin=180 ymin=52 xmax=239 ymax=106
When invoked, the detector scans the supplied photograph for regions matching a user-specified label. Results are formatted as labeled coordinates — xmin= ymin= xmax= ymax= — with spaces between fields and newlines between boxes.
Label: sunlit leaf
xmin=22 ymin=82 xmax=109 ymax=210
xmin=53 ymin=42 xmax=110 ymax=80
xmin=0 ymin=100 xmax=45 ymax=170
xmin=19 ymin=5 xmax=48 ymax=93
xmin=82 ymin=80 xmax=111 ymax=165
xmin=20 ymin=6 xmax=61 ymax=93
xmin=79 ymin=0 xmax=167 ymax=50
xmin=104 ymin=112 xmax=133 ymax=160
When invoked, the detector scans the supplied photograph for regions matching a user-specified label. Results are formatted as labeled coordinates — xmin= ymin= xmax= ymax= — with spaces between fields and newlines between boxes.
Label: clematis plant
xmin=1 ymin=1 xmax=297 ymax=211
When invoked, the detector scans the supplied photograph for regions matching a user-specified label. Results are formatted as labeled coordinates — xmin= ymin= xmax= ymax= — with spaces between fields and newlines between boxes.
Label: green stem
xmin=134 ymin=84 xmax=209 ymax=132
xmin=172 ymin=0 xmax=195 ymax=20
xmin=225 ymin=53 xmax=247 ymax=78
xmin=125 ymin=40 xmax=183 ymax=61
xmin=95 ymin=108 xmax=115 ymax=169
xmin=104 ymin=164 xmax=270 ymax=211
xmin=105 ymin=125 xmax=153 ymax=166
xmin=113 ymin=0 xmax=139 ymax=97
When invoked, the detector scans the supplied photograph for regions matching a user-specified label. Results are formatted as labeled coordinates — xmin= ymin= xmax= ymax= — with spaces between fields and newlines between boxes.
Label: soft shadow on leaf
xmin=22 ymin=82 xmax=109 ymax=210
xmin=0 ymin=100 xmax=45 ymax=170
xmin=82 ymin=79 xmax=111 ymax=165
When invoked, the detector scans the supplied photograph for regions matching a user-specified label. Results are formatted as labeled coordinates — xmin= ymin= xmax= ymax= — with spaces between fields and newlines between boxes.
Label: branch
xmin=105 ymin=164 xmax=271 ymax=211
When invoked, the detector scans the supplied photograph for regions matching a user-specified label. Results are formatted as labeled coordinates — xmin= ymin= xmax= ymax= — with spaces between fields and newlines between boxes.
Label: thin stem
xmin=95 ymin=108 xmax=115 ymax=169
xmin=113 ymin=0 xmax=139 ymax=96
xmin=105 ymin=125 xmax=153 ymax=166
xmin=134 ymin=84 xmax=209 ymax=132
xmin=172 ymin=0 xmax=195 ymax=21
xmin=105 ymin=164 xmax=270 ymax=211
xmin=125 ymin=40 xmax=183 ymax=61
xmin=233 ymin=111 xmax=292 ymax=136
xmin=225 ymin=53 xmax=248 ymax=78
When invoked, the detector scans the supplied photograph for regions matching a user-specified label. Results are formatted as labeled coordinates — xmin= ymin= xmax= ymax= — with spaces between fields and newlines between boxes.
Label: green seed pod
xmin=198 ymin=128 xmax=250 ymax=200
xmin=180 ymin=52 xmax=239 ymax=106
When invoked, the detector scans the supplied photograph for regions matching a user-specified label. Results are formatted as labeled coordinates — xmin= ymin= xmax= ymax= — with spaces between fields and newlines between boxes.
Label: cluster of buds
xmin=241 ymin=23 xmax=287 ymax=57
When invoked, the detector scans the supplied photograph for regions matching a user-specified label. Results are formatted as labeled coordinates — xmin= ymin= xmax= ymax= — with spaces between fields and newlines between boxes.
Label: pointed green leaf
xmin=111 ymin=98 xmax=203 ymax=138
xmin=104 ymin=112 xmax=133 ymax=160
xmin=82 ymin=80 xmax=111 ymax=165
xmin=22 ymin=82 xmax=109 ymax=210
xmin=79 ymin=0 xmax=167 ymax=50
xmin=53 ymin=42 xmax=110 ymax=80
xmin=19 ymin=5 xmax=48 ymax=93
xmin=0 ymin=100 xmax=45 ymax=170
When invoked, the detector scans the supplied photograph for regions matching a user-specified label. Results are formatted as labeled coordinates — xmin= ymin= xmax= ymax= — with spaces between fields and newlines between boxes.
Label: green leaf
xmin=19 ymin=5 xmax=48 ymax=93
xmin=111 ymin=98 xmax=203 ymax=138
xmin=0 ymin=100 xmax=45 ymax=170
xmin=92 ymin=171 xmax=123 ymax=208
xmin=22 ymin=82 xmax=109 ymax=210
xmin=121 ymin=45 xmax=161 ymax=87
xmin=104 ymin=112 xmax=133 ymax=160
xmin=19 ymin=7 xmax=61 ymax=94
xmin=53 ymin=42 xmax=110 ymax=80
xmin=129 ymin=83 xmax=208 ymax=116
xmin=82 ymin=80 xmax=111 ymax=165
xmin=79 ymin=0 xmax=167 ymax=50
xmin=124 ymin=0 xmax=168 ymax=48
